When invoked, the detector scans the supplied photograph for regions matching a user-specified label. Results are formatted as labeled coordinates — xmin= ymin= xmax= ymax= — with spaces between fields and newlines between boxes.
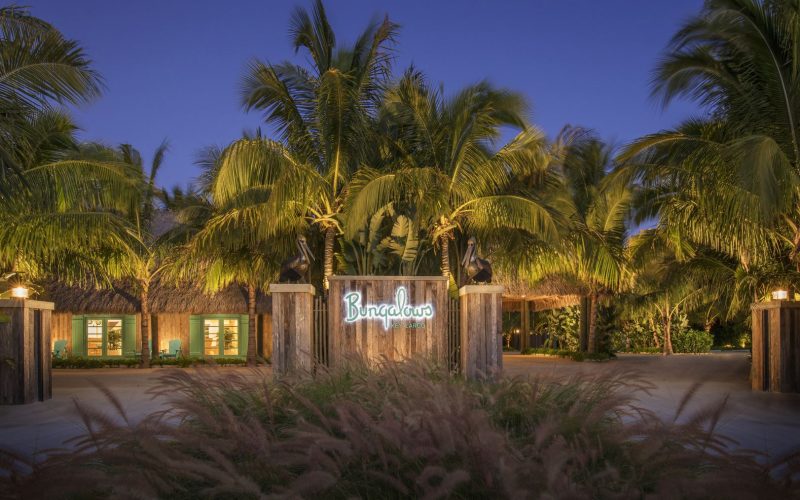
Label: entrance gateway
xmin=270 ymin=276 xmax=503 ymax=379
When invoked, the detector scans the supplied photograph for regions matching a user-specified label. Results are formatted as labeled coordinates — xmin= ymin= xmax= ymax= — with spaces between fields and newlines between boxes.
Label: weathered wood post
xmin=269 ymin=284 xmax=315 ymax=376
xmin=751 ymin=300 xmax=800 ymax=393
xmin=0 ymin=299 xmax=54 ymax=404
xmin=459 ymin=285 xmax=504 ymax=380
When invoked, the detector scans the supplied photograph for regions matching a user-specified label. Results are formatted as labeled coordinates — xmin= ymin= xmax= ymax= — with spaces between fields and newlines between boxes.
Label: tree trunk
xmin=247 ymin=283 xmax=258 ymax=367
xmin=587 ymin=294 xmax=598 ymax=353
xmin=140 ymin=284 xmax=151 ymax=368
xmin=649 ymin=317 xmax=660 ymax=348
xmin=663 ymin=315 xmax=674 ymax=355
xmin=323 ymin=225 xmax=336 ymax=292
xmin=440 ymin=235 xmax=450 ymax=279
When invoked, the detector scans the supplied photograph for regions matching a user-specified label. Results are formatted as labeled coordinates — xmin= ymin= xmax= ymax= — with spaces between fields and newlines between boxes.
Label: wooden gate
xmin=448 ymin=297 xmax=460 ymax=372
xmin=313 ymin=295 xmax=329 ymax=367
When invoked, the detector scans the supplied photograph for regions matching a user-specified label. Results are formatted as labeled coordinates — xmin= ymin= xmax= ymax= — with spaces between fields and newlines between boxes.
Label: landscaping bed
xmin=52 ymin=355 xmax=251 ymax=369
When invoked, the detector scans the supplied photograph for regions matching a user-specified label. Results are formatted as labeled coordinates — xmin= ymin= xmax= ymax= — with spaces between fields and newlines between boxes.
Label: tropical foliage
xmin=5 ymin=0 xmax=800 ymax=360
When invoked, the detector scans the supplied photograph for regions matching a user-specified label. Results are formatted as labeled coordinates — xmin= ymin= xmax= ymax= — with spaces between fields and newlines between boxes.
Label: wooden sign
xmin=328 ymin=276 xmax=448 ymax=367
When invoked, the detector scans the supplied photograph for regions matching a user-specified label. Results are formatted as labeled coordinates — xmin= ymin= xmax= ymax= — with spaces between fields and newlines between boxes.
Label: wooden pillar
xmin=459 ymin=285 xmax=504 ymax=380
xmin=751 ymin=300 xmax=800 ymax=393
xmin=0 ymin=299 xmax=53 ymax=404
xmin=269 ymin=284 xmax=315 ymax=376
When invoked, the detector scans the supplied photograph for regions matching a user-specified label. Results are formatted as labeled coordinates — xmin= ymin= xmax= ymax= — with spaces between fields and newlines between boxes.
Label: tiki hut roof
xmin=494 ymin=271 xmax=584 ymax=311
xmin=40 ymin=279 xmax=272 ymax=315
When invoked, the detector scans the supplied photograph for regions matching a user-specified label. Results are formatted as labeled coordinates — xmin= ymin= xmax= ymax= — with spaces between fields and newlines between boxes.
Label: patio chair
xmin=168 ymin=339 xmax=182 ymax=357
xmin=53 ymin=340 xmax=67 ymax=359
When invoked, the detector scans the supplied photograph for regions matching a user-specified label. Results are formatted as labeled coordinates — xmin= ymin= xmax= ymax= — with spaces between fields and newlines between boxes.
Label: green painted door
xmin=189 ymin=316 xmax=203 ymax=356
xmin=71 ymin=315 xmax=86 ymax=356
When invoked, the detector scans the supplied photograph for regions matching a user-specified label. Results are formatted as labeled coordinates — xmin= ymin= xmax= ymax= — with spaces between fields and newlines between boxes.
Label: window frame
xmin=84 ymin=316 xmax=125 ymax=357
xmin=201 ymin=315 xmax=241 ymax=357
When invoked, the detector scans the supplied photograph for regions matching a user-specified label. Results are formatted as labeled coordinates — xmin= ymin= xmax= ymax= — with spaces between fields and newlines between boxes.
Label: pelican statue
xmin=279 ymin=235 xmax=315 ymax=283
xmin=461 ymin=237 xmax=492 ymax=284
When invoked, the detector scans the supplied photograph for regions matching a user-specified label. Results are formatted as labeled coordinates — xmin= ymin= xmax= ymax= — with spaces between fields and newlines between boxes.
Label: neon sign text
xmin=343 ymin=286 xmax=434 ymax=330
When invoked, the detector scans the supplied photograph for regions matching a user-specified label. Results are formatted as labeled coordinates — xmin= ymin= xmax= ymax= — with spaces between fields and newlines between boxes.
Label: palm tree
xmin=0 ymin=115 xmax=139 ymax=287
xmin=169 ymin=141 xmax=299 ymax=366
xmin=238 ymin=0 xmax=397 ymax=291
xmin=114 ymin=141 xmax=173 ymax=368
xmin=0 ymin=6 xmax=101 ymax=188
xmin=0 ymin=6 xmax=136 ymax=286
xmin=345 ymin=70 xmax=561 ymax=284
xmin=624 ymin=0 xmax=800 ymax=289
xmin=516 ymin=136 xmax=633 ymax=352
xmin=625 ymin=229 xmax=717 ymax=354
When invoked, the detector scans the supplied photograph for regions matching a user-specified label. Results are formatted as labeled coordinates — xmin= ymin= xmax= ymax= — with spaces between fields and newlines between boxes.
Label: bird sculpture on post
xmin=461 ymin=237 xmax=493 ymax=284
xmin=279 ymin=235 xmax=315 ymax=283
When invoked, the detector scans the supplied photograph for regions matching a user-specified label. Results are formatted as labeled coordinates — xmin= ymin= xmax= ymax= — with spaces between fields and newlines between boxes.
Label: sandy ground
xmin=505 ymin=352 xmax=800 ymax=459
xmin=1 ymin=353 xmax=799 ymax=461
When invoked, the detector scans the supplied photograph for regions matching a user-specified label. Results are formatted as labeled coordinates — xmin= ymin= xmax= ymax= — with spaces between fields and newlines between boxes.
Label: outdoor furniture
xmin=53 ymin=339 xmax=67 ymax=359
xmin=159 ymin=340 xmax=182 ymax=359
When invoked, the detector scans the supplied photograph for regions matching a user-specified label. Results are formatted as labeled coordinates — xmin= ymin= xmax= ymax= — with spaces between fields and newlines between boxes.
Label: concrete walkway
xmin=1 ymin=353 xmax=799 ymax=462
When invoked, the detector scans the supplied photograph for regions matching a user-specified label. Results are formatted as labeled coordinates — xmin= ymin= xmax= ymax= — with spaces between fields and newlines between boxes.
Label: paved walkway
xmin=1 ymin=354 xmax=799 ymax=461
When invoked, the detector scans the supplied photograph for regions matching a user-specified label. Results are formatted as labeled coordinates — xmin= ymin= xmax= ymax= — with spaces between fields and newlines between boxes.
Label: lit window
xmin=86 ymin=318 xmax=123 ymax=357
xmin=87 ymin=319 xmax=103 ymax=357
xmin=201 ymin=318 xmax=240 ymax=356
xmin=223 ymin=319 xmax=239 ymax=356
xmin=204 ymin=319 xmax=219 ymax=355
xmin=107 ymin=319 xmax=123 ymax=356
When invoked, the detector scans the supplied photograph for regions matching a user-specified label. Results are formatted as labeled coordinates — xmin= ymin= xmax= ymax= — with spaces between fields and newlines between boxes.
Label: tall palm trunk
xmin=140 ymin=282 xmax=151 ymax=368
xmin=247 ymin=283 xmax=258 ymax=367
xmin=440 ymin=235 xmax=450 ymax=279
xmin=323 ymin=225 xmax=336 ymax=292
xmin=663 ymin=314 xmax=674 ymax=355
xmin=587 ymin=294 xmax=598 ymax=353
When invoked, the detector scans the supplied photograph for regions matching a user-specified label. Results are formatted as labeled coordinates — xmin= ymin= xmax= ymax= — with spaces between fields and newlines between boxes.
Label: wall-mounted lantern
xmin=771 ymin=289 xmax=789 ymax=301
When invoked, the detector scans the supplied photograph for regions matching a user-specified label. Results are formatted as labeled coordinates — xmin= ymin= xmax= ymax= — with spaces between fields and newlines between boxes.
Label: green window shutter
xmin=189 ymin=316 xmax=203 ymax=356
xmin=71 ymin=315 xmax=86 ymax=356
xmin=239 ymin=314 xmax=249 ymax=357
xmin=122 ymin=315 xmax=137 ymax=356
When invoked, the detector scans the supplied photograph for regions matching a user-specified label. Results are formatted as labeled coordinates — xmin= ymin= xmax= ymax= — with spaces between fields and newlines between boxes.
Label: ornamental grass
xmin=1 ymin=359 xmax=798 ymax=499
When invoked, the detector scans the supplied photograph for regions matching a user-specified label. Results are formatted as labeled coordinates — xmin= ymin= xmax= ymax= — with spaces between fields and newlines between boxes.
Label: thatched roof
xmin=40 ymin=280 xmax=272 ymax=315
xmin=494 ymin=271 xmax=584 ymax=311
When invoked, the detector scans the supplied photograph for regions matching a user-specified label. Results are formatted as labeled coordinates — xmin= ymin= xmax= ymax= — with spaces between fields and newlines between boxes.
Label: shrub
xmin=672 ymin=329 xmax=714 ymax=353
xmin=52 ymin=356 xmax=112 ymax=369
xmin=519 ymin=347 xmax=612 ymax=362
xmin=4 ymin=359 xmax=797 ymax=498
xmin=53 ymin=355 xmax=248 ymax=369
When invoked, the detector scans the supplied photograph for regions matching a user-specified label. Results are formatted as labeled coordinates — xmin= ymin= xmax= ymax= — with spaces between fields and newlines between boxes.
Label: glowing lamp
xmin=771 ymin=289 xmax=789 ymax=301
xmin=11 ymin=286 xmax=29 ymax=299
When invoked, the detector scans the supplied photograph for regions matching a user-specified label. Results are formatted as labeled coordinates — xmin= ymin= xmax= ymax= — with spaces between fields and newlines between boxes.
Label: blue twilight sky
xmin=26 ymin=0 xmax=705 ymax=189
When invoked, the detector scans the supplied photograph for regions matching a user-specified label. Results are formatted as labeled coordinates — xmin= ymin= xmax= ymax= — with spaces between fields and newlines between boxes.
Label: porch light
xmin=11 ymin=286 xmax=29 ymax=299
xmin=771 ymin=289 xmax=789 ymax=301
